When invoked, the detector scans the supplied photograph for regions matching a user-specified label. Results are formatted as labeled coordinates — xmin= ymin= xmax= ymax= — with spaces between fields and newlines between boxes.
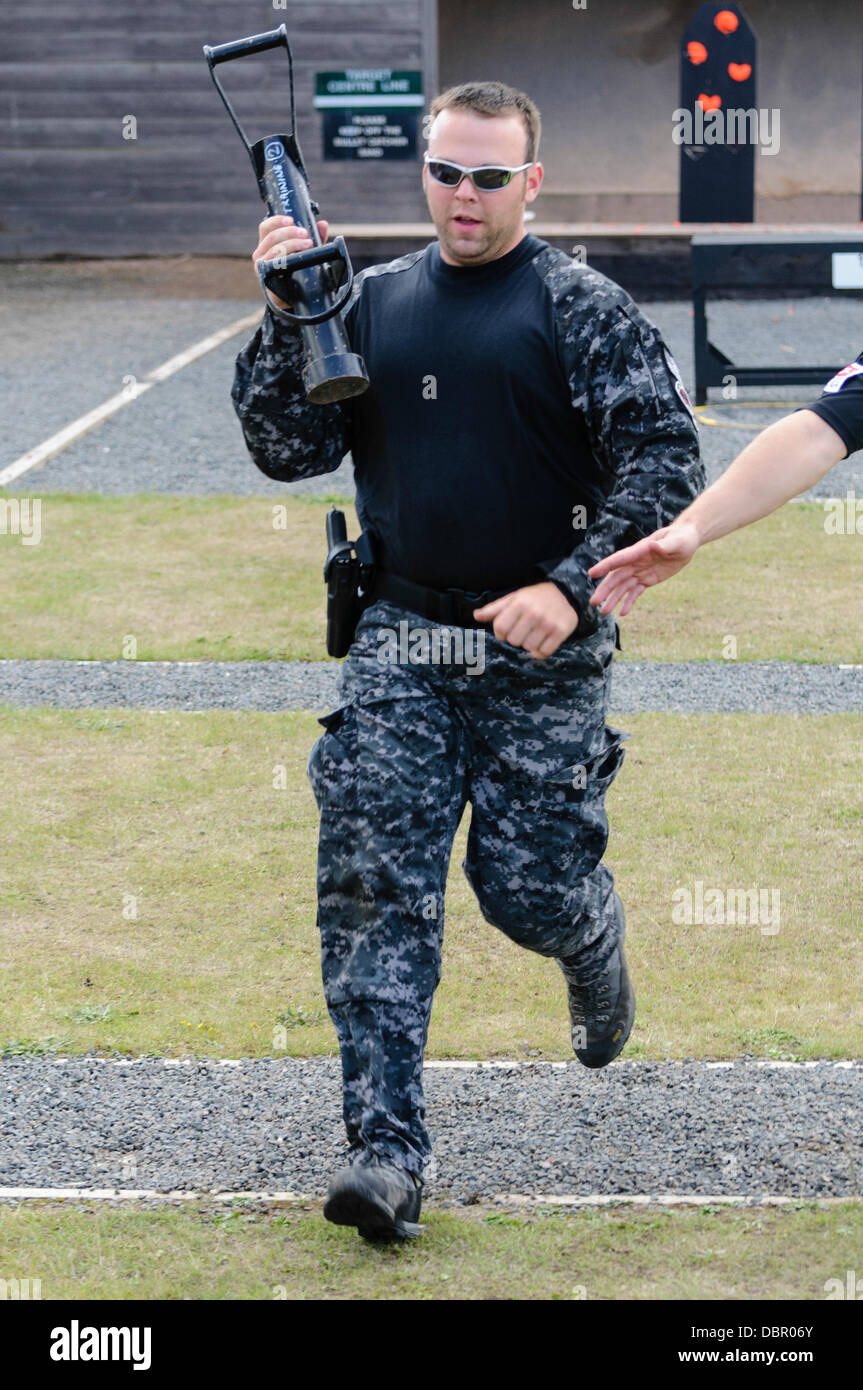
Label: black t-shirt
xmin=345 ymin=235 xmax=593 ymax=591
xmin=800 ymin=353 xmax=863 ymax=456
xmin=233 ymin=234 xmax=703 ymax=620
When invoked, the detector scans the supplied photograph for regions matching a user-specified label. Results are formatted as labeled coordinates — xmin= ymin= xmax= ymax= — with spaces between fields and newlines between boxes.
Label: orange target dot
xmin=697 ymin=93 xmax=722 ymax=111
xmin=728 ymin=62 xmax=752 ymax=81
xmin=715 ymin=9 xmax=739 ymax=34
xmin=687 ymin=41 xmax=708 ymax=64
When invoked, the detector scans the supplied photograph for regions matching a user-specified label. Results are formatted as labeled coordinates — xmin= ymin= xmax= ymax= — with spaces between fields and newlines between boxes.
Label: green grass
xmin=1 ymin=707 xmax=860 ymax=1060
xmin=0 ymin=1199 xmax=859 ymax=1300
xmin=0 ymin=1036 xmax=70 ymax=1057
xmin=619 ymin=500 xmax=863 ymax=664
xmin=0 ymin=492 xmax=349 ymax=663
xmin=0 ymin=493 xmax=859 ymax=662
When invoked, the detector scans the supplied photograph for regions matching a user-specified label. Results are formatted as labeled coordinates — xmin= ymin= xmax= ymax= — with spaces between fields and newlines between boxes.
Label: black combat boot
xmin=323 ymin=1154 xmax=423 ymax=1241
xmin=557 ymin=891 xmax=635 ymax=1069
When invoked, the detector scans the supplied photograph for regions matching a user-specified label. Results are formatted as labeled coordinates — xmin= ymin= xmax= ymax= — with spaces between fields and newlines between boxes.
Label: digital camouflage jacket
xmin=232 ymin=237 xmax=705 ymax=636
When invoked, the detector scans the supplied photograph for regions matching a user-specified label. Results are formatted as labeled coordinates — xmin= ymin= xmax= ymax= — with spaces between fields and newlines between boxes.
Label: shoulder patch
xmin=662 ymin=347 xmax=698 ymax=426
xmin=823 ymin=361 xmax=863 ymax=394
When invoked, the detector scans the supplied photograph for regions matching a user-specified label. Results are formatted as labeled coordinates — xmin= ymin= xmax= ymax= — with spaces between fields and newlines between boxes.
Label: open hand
xmin=587 ymin=522 xmax=701 ymax=617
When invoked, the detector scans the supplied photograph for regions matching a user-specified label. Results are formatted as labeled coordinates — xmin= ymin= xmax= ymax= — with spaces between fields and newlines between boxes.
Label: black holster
xmin=323 ymin=510 xmax=375 ymax=658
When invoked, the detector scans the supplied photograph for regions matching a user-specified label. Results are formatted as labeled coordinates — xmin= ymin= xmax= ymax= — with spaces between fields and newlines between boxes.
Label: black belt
xmin=369 ymin=570 xmax=515 ymax=629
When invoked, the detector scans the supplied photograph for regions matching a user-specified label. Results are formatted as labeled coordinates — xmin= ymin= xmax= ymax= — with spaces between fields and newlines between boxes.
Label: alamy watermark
xmin=673 ymin=104 xmax=780 ymax=156
xmin=0 ymin=496 xmax=41 ymax=545
xmin=672 ymin=880 xmax=780 ymax=936
xmin=821 ymin=490 xmax=863 ymax=535
xmin=377 ymin=621 xmax=486 ymax=675
xmin=0 ymin=1276 xmax=42 ymax=1299
xmin=824 ymin=1269 xmax=863 ymax=1299
xmin=50 ymin=1322 xmax=151 ymax=1369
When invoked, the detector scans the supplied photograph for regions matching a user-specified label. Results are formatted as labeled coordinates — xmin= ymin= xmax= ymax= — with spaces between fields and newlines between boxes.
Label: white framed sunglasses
xmin=423 ymin=153 xmax=533 ymax=191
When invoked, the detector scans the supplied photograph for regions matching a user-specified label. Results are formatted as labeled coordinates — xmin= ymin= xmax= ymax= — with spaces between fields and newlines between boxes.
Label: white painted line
xmin=762 ymin=1060 xmax=820 ymax=1069
xmin=424 ymin=1060 xmax=541 ymax=1069
xmin=492 ymin=1193 xmax=863 ymax=1209
xmin=0 ymin=1188 xmax=313 ymax=1203
xmin=42 ymin=1057 xmax=568 ymax=1068
xmin=0 ymin=311 xmax=261 ymax=487
xmin=0 ymin=1187 xmax=859 ymax=1207
xmin=33 ymin=1056 xmax=861 ymax=1069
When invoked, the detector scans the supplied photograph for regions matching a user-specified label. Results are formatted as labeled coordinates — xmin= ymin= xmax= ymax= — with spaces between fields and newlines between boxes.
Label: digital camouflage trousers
xmin=307 ymin=598 xmax=628 ymax=1180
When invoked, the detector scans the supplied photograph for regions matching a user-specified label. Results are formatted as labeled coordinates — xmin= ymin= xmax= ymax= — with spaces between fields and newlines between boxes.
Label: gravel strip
xmin=1 ymin=291 xmax=861 ymax=495
xmin=610 ymin=660 xmax=863 ymax=713
xmin=0 ymin=659 xmax=860 ymax=714
xmin=0 ymin=659 xmax=340 ymax=714
xmin=0 ymin=1058 xmax=859 ymax=1201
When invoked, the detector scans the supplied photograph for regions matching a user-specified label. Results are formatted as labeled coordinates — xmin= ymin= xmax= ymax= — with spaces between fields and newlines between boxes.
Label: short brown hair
xmin=428 ymin=81 xmax=541 ymax=165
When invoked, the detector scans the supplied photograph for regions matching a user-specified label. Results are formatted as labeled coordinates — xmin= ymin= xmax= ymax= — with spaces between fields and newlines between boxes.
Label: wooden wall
xmin=0 ymin=0 xmax=437 ymax=257
xmin=438 ymin=0 xmax=863 ymax=225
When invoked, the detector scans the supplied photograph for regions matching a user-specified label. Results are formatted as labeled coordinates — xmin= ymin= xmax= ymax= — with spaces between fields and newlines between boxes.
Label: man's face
xmin=422 ymin=108 xmax=543 ymax=266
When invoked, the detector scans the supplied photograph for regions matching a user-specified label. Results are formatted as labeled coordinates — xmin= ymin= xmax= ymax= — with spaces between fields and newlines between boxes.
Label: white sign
xmin=831 ymin=253 xmax=863 ymax=289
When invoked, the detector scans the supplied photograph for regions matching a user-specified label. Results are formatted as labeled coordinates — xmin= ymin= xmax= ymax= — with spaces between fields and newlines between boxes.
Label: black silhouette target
xmin=679 ymin=3 xmax=757 ymax=222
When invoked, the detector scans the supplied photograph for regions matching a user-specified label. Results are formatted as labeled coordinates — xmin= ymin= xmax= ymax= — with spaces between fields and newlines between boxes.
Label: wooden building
xmin=1 ymin=0 xmax=860 ymax=259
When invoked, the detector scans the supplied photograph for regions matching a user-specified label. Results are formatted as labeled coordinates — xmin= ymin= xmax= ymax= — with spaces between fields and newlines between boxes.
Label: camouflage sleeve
xmin=231 ymin=300 xmax=354 ymax=482
xmin=540 ymin=275 xmax=705 ymax=636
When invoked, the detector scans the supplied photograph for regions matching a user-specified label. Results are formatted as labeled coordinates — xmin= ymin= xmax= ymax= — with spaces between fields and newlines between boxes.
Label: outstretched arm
xmin=588 ymin=407 xmax=848 ymax=617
